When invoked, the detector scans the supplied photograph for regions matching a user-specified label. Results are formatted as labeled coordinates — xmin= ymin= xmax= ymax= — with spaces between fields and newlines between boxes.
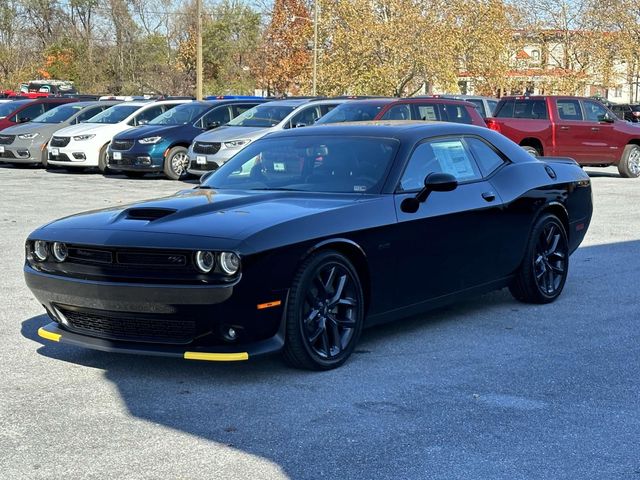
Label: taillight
xmin=632 ymin=111 xmax=640 ymax=117
xmin=485 ymin=118 xmax=501 ymax=132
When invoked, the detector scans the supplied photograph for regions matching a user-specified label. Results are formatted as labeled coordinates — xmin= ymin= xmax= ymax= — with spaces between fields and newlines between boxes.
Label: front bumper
xmin=0 ymin=139 xmax=44 ymax=164
xmin=25 ymin=265 xmax=286 ymax=360
xmin=48 ymin=143 xmax=100 ymax=167
xmin=187 ymin=148 xmax=237 ymax=176
xmin=108 ymin=142 xmax=169 ymax=172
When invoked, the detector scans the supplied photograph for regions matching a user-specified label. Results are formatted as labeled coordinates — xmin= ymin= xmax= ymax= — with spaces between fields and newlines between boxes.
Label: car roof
xmin=260 ymin=99 xmax=316 ymax=107
xmin=387 ymin=98 xmax=476 ymax=106
xmin=268 ymin=120 xmax=487 ymax=141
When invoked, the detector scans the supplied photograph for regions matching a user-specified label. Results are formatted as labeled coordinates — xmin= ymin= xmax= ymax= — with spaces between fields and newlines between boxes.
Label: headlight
xmin=224 ymin=139 xmax=251 ymax=148
xmin=195 ymin=250 xmax=216 ymax=273
xmin=18 ymin=133 xmax=39 ymax=139
xmin=219 ymin=252 xmax=240 ymax=275
xmin=139 ymin=136 xmax=162 ymax=144
xmin=73 ymin=134 xmax=95 ymax=141
xmin=33 ymin=241 xmax=49 ymax=261
xmin=52 ymin=242 xmax=68 ymax=262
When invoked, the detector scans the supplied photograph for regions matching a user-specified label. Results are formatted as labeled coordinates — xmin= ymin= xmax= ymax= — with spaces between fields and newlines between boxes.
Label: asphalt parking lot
xmin=0 ymin=165 xmax=638 ymax=479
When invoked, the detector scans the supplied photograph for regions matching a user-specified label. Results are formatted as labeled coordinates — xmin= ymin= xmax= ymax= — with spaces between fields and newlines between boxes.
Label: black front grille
xmin=68 ymin=247 xmax=113 ymax=264
xmin=112 ymin=139 xmax=134 ymax=151
xmin=189 ymin=162 xmax=214 ymax=171
xmin=49 ymin=153 xmax=72 ymax=162
xmin=50 ymin=136 xmax=70 ymax=147
xmin=0 ymin=150 xmax=16 ymax=159
xmin=57 ymin=306 xmax=196 ymax=344
xmin=116 ymin=252 xmax=187 ymax=267
xmin=193 ymin=142 xmax=221 ymax=155
xmin=109 ymin=156 xmax=133 ymax=166
xmin=0 ymin=135 xmax=14 ymax=145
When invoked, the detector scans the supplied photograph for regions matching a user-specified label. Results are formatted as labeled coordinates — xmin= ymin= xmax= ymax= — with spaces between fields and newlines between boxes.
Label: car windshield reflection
xmin=203 ymin=136 xmax=399 ymax=194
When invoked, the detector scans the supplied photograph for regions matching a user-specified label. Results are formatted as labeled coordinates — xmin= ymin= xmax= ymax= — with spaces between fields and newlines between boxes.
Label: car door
xmin=393 ymin=136 xmax=505 ymax=306
xmin=553 ymin=98 xmax=593 ymax=162
xmin=287 ymin=105 xmax=322 ymax=128
xmin=200 ymin=106 xmax=232 ymax=130
xmin=133 ymin=104 xmax=166 ymax=126
xmin=11 ymin=103 xmax=45 ymax=123
xmin=579 ymin=99 xmax=617 ymax=164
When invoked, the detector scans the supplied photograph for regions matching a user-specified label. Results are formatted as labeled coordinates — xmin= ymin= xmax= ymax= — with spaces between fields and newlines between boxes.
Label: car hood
xmin=194 ymin=125 xmax=270 ymax=143
xmin=115 ymin=124 xmax=187 ymax=140
xmin=55 ymin=122 xmax=121 ymax=137
xmin=34 ymin=189 xmax=374 ymax=246
xmin=1 ymin=122 xmax=62 ymax=136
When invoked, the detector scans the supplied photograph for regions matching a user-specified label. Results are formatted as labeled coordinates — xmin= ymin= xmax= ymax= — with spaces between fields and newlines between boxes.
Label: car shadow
xmin=19 ymin=239 xmax=640 ymax=478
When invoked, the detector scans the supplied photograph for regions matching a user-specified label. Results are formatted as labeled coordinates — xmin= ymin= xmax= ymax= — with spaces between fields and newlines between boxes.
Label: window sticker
xmin=431 ymin=141 xmax=476 ymax=179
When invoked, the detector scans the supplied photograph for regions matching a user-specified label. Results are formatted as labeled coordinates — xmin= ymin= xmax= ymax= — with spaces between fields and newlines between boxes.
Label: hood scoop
xmin=125 ymin=208 xmax=177 ymax=221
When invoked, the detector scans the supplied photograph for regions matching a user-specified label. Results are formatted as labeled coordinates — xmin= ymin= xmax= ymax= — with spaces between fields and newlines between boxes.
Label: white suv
xmin=47 ymin=100 xmax=190 ymax=171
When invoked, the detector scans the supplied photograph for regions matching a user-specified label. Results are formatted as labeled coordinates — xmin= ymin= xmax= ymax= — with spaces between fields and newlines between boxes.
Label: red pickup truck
xmin=486 ymin=95 xmax=640 ymax=178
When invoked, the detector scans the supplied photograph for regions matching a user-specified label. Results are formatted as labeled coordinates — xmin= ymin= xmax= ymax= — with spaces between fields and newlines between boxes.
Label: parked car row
xmin=2 ymin=93 xmax=640 ymax=178
xmin=0 ymin=96 xmax=486 ymax=179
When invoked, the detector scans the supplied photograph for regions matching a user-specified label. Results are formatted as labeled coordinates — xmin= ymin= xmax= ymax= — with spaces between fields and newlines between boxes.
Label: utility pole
xmin=196 ymin=0 xmax=203 ymax=100
xmin=312 ymin=0 xmax=318 ymax=96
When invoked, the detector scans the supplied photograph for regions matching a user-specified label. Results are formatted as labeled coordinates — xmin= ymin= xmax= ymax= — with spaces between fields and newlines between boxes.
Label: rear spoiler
xmin=541 ymin=156 xmax=579 ymax=166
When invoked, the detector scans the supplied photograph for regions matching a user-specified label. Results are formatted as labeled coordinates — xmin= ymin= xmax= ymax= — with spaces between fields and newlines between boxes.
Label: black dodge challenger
xmin=25 ymin=122 xmax=593 ymax=370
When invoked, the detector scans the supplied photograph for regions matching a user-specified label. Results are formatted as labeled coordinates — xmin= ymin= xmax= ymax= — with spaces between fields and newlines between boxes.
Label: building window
xmin=615 ymin=86 xmax=623 ymax=98
xmin=531 ymin=50 xmax=540 ymax=61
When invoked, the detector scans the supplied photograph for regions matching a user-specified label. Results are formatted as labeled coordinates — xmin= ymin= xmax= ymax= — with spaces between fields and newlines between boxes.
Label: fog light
xmin=52 ymin=242 xmax=68 ymax=262
xmin=219 ymin=252 xmax=240 ymax=275
xmin=227 ymin=328 xmax=237 ymax=340
xmin=136 ymin=156 xmax=152 ymax=166
xmin=195 ymin=250 xmax=215 ymax=273
xmin=34 ymin=241 xmax=49 ymax=261
xmin=72 ymin=152 xmax=86 ymax=160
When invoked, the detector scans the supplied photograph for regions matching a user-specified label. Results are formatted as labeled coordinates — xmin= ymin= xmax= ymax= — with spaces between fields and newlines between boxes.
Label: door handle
xmin=560 ymin=126 xmax=570 ymax=130
xmin=482 ymin=191 xmax=496 ymax=202
xmin=591 ymin=127 xmax=600 ymax=131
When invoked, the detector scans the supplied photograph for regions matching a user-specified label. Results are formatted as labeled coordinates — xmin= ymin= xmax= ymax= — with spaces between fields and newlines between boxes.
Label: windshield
xmin=226 ymin=104 xmax=296 ymax=127
xmin=85 ymin=104 xmax=141 ymax=124
xmin=150 ymin=103 xmax=211 ymax=125
xmin=316 ymin=102 xmax=388 ymax=124
xmin=0 ymin=100 xmax=31 ymax=119
xmin=203 ymin=135 xmax=399 ymax=193
xmin=32 ymin=104 xmax=85 ymax=123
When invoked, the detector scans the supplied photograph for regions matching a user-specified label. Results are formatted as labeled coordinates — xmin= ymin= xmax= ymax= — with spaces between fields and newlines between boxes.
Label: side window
xmin=583 ymin=100 xmax=609 ymax=122
xmin=557 ymin=100 xmax=583 ymax=121
xmin=289 ymin=106 xmax=320 ymax=128
xmin=487 ymin=100 xmax=498 ymax=116
xmin=513 ymin=100 xmax=548 ymax=119
xmin=135 ymin=105 xmax=164 ymax=125
xmin=465 ymin=137 xmax=507 ymax=176
xmin=439 ymin=104 xmax=473 ymax=124
xmin=467 ymin=99 xmax=486 ymax=118
xmin=75 ymin=107 xmax=103 ymax=123
xmin=202 ymin=106 xmax=231 ymax=128
xmin=13 ymin=103 xmax=45 ymax=122
xmin=380 ymin=104 xmax=411 ymax=120
xmin=320 ymin=104 xmax=338 ymax=116
xmin=231 ymin=104 xmax=254 ymax=118
xmin=416 ymin=104 xmax=440 ymax=121
xmin=400 ymin=138 xmax=482 ymax=191
xmin=495 ymin=99 xmax=515 ymax=118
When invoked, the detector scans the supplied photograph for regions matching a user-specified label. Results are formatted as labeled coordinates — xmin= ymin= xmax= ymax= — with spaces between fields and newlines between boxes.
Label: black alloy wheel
xmin=509 ymin=214 xmax=569 ymax=304
xmin=284 ymin=250 xmax=364 ymax=370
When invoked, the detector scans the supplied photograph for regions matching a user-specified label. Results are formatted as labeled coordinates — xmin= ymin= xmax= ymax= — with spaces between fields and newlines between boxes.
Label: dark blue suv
xmin=107 ymin=99 xmax=266 ymax=179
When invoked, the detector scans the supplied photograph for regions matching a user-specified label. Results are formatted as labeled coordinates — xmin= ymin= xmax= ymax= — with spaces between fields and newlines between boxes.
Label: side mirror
xmin=294 ymin=122 xmax=307 ymax=128
xmin=599 ymin=112 xmax=615 ymax=123
xmin=199 ymin=170 xmax=215 ymax=184
xmin=400 ymin=172 xmax=458 ymax=213
xmin=18 ymin=117 xmax=30 ymax=123
xmin=206 ymin=121 xmax=220 ymax=130
xmin=138 ymin=119 xmax=149 ymax=125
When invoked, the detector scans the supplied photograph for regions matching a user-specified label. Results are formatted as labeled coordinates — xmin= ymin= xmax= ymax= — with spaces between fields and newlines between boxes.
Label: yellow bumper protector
xmin=183 ymin=351 xmax=249 ymax=362
xmin=38 ymin=327 xmax=61 ymax=342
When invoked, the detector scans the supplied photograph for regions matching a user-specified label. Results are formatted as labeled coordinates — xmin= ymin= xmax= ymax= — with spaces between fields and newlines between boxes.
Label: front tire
xmin=98 ymin=144 xmax=110 ymax=173
xmin=283 ymin=250 xmax=365 ymax=370
xmin=163 ymin=146 xmax=190 ymax=180
xmin=618 ymin=144 xmax=640 ymax=178
xmin=509 ymin=214 xmax=569 ymax=304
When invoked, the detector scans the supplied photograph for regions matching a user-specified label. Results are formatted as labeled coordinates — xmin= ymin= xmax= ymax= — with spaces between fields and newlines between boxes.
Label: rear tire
xmin=509 ymin=214 xmax=569 ymax=304
xmin=617 ymin=144 xmax=640 ymax=178
xmin=283 ymin=250 xmax=365 ymax=370
xmin=41 ymin=147 xmax=48 ymax=167
xmin=163 ymin=146 xmax=190 ymax=180
xmin=521 ymin=145 xmax=541 ymax=157
xmin=98 ymin=144 xmax=110 ymax=173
